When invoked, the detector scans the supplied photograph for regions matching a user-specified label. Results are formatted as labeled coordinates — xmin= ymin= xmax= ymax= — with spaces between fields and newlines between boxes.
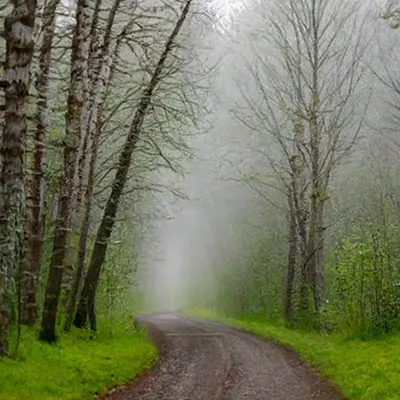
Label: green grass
xmin=0 ymin=323 xmax=157 ymax=400
xmin=188 ymin=308 xmax=400 ymax=400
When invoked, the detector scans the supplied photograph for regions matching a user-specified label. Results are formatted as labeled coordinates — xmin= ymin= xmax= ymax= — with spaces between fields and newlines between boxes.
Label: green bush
xmin=323 ymin=225 xmax=400 ymax=337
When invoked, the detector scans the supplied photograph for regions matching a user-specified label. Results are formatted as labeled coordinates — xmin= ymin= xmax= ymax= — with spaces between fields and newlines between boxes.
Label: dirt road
xmin=106 ymin=313 xmax=344 ymax=400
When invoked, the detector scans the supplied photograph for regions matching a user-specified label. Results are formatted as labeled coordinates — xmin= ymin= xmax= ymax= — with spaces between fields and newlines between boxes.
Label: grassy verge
xmin=188 ymin=308 xmax=400 ymax=400
xmin=0 ymin=323 xmax=157 ymax=400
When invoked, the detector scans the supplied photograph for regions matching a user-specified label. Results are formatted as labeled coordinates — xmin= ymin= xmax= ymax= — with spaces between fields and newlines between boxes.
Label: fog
xmin=136 ymin=0 xmax=398 ymax=315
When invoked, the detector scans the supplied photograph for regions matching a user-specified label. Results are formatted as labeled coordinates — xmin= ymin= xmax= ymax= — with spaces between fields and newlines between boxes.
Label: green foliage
xmin=382 ymin=9 xmax=400 ymax=29
xmin=322 ymin=224 xmax=400 ymax=337
xmin=96 ymin=232 xmax=140 ymax=332
xmin=189 ymin=308 xmax=400 ymax=400
xmin=0 ymin=325 xmax=157 ymax=400
xmin=207 ymin=223 xmax=286 ymax=320
xmin=1 ymin=221 xmax=153 ymax=399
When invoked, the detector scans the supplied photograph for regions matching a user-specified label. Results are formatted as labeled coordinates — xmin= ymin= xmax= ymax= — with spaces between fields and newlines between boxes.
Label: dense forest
xmin=0 ymin=0 xmax=399 ymax=372
xmin=144 ymin=0 xmax=400 ymax=341
xmin=0 ymin=0 xmax=210 ymax=356
xmin=197 ymin=0 xmax=400 ymax=337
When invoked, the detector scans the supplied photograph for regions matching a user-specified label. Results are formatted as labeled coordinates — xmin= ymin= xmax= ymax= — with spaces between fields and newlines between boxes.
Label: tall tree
xmin=74 ymin=0 xmax=194 ymax=330
xmin=20 ymin=0 xmax=61 ymax=326
xmin=64 ymin=0 xmax=128 ymax=331
xmin=40 ymin=0 xmax=93 ymax=343
xmin=62 ymin=0 xmax=102 ymax=298
xmin=0 ymin=0 xmax=36 ymax=355
xmin=237 ymin=0 xmax=368 ymax=319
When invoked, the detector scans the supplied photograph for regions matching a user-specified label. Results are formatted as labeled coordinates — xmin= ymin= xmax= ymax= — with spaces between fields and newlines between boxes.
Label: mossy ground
xmin=0 ymin=323 xmax=157 ymax=400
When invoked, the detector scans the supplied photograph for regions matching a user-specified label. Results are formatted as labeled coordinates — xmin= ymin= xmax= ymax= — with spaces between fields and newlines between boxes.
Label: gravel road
xmin=105 ymin=313 xmax=344 ymax=400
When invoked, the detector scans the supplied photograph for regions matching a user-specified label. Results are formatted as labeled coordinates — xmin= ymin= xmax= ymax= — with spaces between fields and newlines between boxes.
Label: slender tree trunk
xmin=307 ymin=118 xmax=323 ymax=313
xmin=64 ymin=0 xmax=124 ymax=331
xmin=307 ymin=0 xmax=323 ymax=314
xmin=0 ymin=0 xmax=36 ymax=356
xmin=298 ymin=209 xmax=309 ymax=313
xmin=315 ymin=198 xmax=325 ymax=308
xmin=74 ymin=0 xmax=193 ymax=330
xmin=20 ymin=0 xmax=60 ymax=326
xmin=292 ymin=111 xmax=308 ymax=315
xmin=64 ymin=127 xmax=99 ymax=331
xmin=62 ymin=0 xmax=103 ymax=300
xmin=307 ymin=114 xmax=321 ymax=313
xmin=39 ymin=0 xmax=93 ymax=343
xmin=308 ymin=191 xmax=318 ymax=309
xmin=285 ymin=192 xmax=297 ymax=322
xmin=0 ymin=87 xmax=4 ymax=146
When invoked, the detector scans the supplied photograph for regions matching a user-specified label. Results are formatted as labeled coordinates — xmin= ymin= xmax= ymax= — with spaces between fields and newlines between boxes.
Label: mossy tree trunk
xmin=0 ymin=0 xmax=36 ymax=355
xmin=39 ymin=0 xmax=93 ymax=343
xmin=20 ymin=0 xmax=60 ymax=327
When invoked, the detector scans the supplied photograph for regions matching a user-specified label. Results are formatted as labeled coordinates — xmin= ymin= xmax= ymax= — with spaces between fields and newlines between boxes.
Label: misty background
xmin=134 ymin=0 xmax=399 ymax=320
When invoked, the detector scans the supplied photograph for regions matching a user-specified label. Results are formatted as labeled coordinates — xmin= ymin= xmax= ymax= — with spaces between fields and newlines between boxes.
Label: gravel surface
xmin=104 ymin=313 xmax=345 ymax=400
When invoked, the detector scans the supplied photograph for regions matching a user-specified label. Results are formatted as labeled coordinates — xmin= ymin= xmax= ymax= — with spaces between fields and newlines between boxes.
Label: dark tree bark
xmin=307 ymin=130 xmax=321 ymax=313
xmin=305 ymin=0 xmax=323 ymax=314
xmin=39 ymin=0 xmax=93 ymax=343
xmin=20 ymin=0 xmax=60 ymax=327
xmin=296 ymin=177 xmax=309 ymax=314
xmin=0 ymin=0 xmax=36 ymax=355
xmin=284 ymin=192 xmax=297 ymax=322
xmin=74 ymin=0 xmax=193 ymax=330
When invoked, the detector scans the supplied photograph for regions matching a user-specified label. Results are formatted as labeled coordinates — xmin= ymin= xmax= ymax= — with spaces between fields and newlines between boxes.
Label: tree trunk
xmin=39 ymin=0 xmax=93 ymax=343
xmin=307 ymin=193 xmax=326 ymax=314
xmin=284 ymin=193 xmax=297 ymax=322
xmin=315 ymin=198 xmax=325 ymax=309
xmin=307 ymin=112 xmax=321 ymax=313
xmin=0 ymin=0 xmax=36 ymax=355
xmin=20 ymin=0 xmax=60 ymax=326
xmin=298 ymin=214 xmax=309 ymax=313
xmin=74 ymin=0 xmax=193 ymax=330
xmin=0 ymin=86 xmax=4 ymax=146
xmin=291 ymin=113 xmax=308 ymax=316
xmin=64 ymin=127 xmax=99 ymax=331
xmin=307 ymin=114 xmax=323 ymax=314
xmin=64 ymin=6 xmax=126 ymax=331
xmin=308 ymin=191 xmax=318 ymax=311
xmin=307 ymin=0 xmax=323 ymax=314
xmin=61 ymin=0 xmax=103 ymax=301
xmin=296 ymin=188 xmax=309 ymax=313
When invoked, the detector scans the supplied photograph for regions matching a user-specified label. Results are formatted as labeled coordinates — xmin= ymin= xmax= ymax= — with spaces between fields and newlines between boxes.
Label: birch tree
xmin=74 ymin=0 xmax=194 ymax=330
xmin=64 ymin=0 xmax=130 ymax=331
xmin=40 ymin=0 xmax=93 ymax=343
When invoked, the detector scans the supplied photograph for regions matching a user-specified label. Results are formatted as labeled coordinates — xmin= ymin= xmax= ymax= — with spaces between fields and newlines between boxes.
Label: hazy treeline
xmin=179 ymin=0 xmax=400 ymax=338
xmin=140 ymin=0 xmax=400 ymax=340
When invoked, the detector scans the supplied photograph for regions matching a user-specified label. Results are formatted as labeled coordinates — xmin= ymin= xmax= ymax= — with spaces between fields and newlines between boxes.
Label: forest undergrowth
xmin=0 ymin=317 xmax=157 ymax=400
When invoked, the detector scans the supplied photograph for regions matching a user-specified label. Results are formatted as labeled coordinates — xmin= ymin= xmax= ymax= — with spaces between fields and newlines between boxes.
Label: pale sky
xmin=212 ymin=0 xmax=245 ymax=26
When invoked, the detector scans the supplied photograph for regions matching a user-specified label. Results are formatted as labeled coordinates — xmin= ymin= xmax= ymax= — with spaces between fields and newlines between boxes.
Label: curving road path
xmin=105 ymin=313 xmax=344 ymax=400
